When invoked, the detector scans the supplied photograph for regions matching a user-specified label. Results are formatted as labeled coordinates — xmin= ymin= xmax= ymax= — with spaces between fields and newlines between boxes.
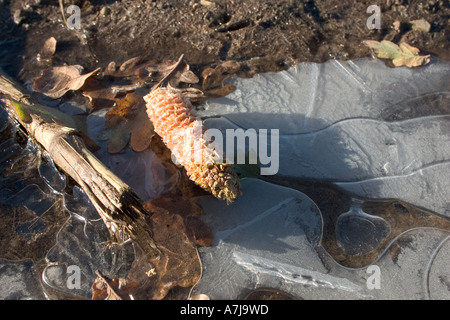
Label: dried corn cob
xmin=144 ymin=87 xmax=241 ymax=204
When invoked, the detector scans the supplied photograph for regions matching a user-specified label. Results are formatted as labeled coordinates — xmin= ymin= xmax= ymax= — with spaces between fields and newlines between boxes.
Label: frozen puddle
xmin=192 ymin=178 xmax=450 ymax=300
xmin=192 ymin=58 xmax=450 ymax=299
xmin=0 ymin=58 xmax=449 ymax=299
xmin=199 ymin=58 xmax=450 ymax=216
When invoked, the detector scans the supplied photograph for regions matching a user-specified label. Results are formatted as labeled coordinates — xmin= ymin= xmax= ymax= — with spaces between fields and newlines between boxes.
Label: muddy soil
xmin=1 ymin=0 xmax=449 ymax=81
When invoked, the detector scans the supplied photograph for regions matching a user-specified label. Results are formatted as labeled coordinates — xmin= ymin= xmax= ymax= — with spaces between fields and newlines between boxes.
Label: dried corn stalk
xmin=0 ymin=69 xmax=160 ymax=259
xmin=144 ymin=87 xmax=241 ymax=204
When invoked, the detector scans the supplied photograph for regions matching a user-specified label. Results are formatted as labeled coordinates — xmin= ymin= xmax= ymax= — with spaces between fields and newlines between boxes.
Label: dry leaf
xmin=130 ymin=209 xmax=202 ymax=299
xmin=179 ymin=87 xmax=206 ymax=102
xmin=143 ymin=212 xmax=201 ymax=298
xmin=32 ymin=65 xmax=100 ymax=99
xmin=124 ymin=194 xmax=211 ymax=299
xmin=145 ymin=194 xmax=213 ymax=246
xmin=82 ymin=57 xmax=199 ymax=112
xmin=202 ymin=60 xmax=240 ymax=89
xmin=145 ymin=194 xmax=202 ymax=218
xmin=37 ymin=37 xmax=57 ymax=61
xmin=80 ymin=77 xmax=120 ymax=111
xmin=201 ymin=61 xmax=240 ymax=98
xmin=81 ymin=57 xmax=151 ymax=112
xmin=99 ymin=90 xmax=154 ymax=153
xmin=410 ymin=18 xmax=431 ymax=33
xmin=363 ymin=40 xmax=430 ymax=67
xmin=129 ymin=109 xmax=155 ymax=152
xmin=206 ymin=84 xmax=236 ymax=98
xmin=186 ymin=216 xmax=214 ymax=246
xmin=92 ymin=270 xmax=139 ymax=300
xmin=169 ymin=62 xmax=199 ymax=87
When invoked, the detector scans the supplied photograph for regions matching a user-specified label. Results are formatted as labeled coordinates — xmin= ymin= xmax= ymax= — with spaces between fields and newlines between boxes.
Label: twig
xmin=59 ymin=0 xmax=68 ymax=27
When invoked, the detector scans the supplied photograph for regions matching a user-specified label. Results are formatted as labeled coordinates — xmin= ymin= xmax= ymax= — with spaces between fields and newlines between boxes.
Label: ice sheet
xmin=199 ymin=58 xmax=450 ymax=216
xmin=0 ymin=259 xmax=46 ymax=300
xmin=191 ymin=58 xmax=450 ymax=299
xmin=199 ymin=59 xmax=450 ymax=134
xmin=43 ymin=213 xmax=136 ymax=299
xmin=192 ymin=179 xmax=450 ymax=299
xmin=87 ymin=110 xmax=179 ymax=203
xmin=1 ymin=57 xmax=449 ymax=300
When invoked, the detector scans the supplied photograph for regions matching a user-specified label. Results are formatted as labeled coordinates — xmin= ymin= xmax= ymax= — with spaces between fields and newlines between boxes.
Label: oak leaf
xmin=32 ymin=65 xmax=100 ymax=99
xmin=363 ymin=40 xmax=430 ymax=68
xmin=125 ymin=195 xmax=211 ymax=299
xmin=129 ymin=210 xmax=201 ymax=300
xmin=82 ymin=56 xmax=199 ymax=112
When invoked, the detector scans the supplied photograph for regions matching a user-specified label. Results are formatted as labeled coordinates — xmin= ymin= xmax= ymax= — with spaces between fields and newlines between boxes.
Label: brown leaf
xmin=202 ymin=60 xmax=240 ymax=89
xmin=363 ymin=40 xmax=430 ymax=68
xmin=201 ymin=61 xmax=240 ymax=98
xmin=37 ymin=37 xmax=57 ymax=61
xmin=410 ymin=18 xmax=431 ymax=33
xmin=92 ymin=270 xmax=139 ymax=300
xmin=206 ymin=84 xmax=236 ymax=98
xmin=32 ymin=65 xmax=100 ymax=99
xmin=169 ymin=63 xmax=199 ymax=87
xmin=98 ymin=118 xmax=132 ymax=154
xmin=129 ymin=209 xmax=202 ymax=299
xmin=125 ymin=195 xmax=211 ymax=299
xmin=144 ymin=194 xmax=202 ymax=218
xmin=82 ymin=57 xmax=199 ymax=112
xmin=130 ymin=110 xmax=155 ymax=152
xmin=99 ymin=90 xmax=154 ymax=153
xmin=81 ymin=57 xmax=151 ymax=113
xmin=104 ymin=56 xmax=143 ymax=77
xmin=81 ymin=77 xmax=120 ymax=111
xmin=186 ymin=216 xmax=214 ymax=246
xmin=180 ymin=87 xmax=206 ymax=103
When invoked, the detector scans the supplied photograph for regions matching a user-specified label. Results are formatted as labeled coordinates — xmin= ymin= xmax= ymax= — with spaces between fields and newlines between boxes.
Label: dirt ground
xmin=1 ymin=0 xmax=449 ymax=81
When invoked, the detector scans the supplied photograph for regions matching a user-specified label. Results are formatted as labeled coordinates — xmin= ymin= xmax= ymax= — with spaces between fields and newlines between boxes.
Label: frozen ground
xmin=0 ymin=57 xmax=449 ymax=299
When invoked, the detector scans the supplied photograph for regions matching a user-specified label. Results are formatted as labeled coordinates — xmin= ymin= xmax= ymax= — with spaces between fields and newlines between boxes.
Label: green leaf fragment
xmin=5 ymin=96 xmax=82 ymax=130
xmin=10 ymin=99 xmax=32 ymax=123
